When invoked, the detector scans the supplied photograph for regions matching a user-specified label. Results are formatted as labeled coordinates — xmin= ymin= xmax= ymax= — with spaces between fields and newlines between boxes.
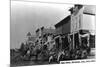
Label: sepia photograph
xmin=10 ymin=0 xmax=96 ymax=66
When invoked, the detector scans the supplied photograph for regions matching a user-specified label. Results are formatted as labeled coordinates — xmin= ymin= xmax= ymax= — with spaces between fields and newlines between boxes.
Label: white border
xmin=0 ymin=0 xmax=99 ymax=67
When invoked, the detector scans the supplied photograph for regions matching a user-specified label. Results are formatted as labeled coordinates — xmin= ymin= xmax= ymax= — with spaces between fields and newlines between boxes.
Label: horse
xmin=48 ymin=50 xmax=65 ymax=63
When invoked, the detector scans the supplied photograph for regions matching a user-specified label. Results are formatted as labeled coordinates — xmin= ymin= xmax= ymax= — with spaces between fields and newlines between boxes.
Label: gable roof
xmin=83 ymin=5 xmax=96 ymax=15
xmin=55 ymin=15 xmax=70 ymax=28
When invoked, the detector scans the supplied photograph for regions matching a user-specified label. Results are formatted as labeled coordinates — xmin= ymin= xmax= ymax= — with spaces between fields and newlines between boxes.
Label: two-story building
xmin=54 ymin=4 xmax=95 ymax=50
xmin=69 ymin=4 xmax=95 ymax=49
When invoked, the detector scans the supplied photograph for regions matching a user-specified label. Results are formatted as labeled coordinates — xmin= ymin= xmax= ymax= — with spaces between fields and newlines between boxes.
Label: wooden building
xmin=55 ymin=15 xmax=71 ymax=35
xmin=69 ymin=4 xmax=95 ymax=49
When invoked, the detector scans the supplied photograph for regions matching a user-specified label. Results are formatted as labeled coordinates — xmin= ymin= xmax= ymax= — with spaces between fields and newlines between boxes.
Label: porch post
xmin=73 ymin=33 xmax=74 ymax=49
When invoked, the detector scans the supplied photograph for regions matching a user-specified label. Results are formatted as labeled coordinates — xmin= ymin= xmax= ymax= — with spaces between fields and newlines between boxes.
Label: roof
xmin=55 ymin=15 xmax=70 ymax=28
xmin=69 ymin=4 xmax=83 ymax=14
xmin=83 ymin=5 xmax=96 ymax=15
xmin=27 ymin=32 xmax=31 ymax=36
xmin=69 ymin=4 xmax=96 ymax=15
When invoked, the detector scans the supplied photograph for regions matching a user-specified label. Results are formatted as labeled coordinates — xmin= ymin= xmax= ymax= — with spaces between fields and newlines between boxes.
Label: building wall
xmin=70 ymin=5 xmax=95 ymax=34
xmin=55 ymin=20 xmax=70 ymax=34
xmin=70 ymin=6 xmax=84 ymax=33
xmin=62 ymin=20 xmax=70 ymax=34
xmin=56 ymin=26 xmax=63 ymax=34
xmin=82 ymin=14 xmax=95 ymax=32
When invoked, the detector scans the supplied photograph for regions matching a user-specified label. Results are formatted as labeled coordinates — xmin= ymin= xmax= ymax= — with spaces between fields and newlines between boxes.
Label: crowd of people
xmin=11 ymin=32 xmax=91 ymax=64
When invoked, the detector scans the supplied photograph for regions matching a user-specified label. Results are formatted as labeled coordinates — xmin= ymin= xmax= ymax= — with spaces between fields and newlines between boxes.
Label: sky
xmin=10 ymin=1 xmax=73 ymax=49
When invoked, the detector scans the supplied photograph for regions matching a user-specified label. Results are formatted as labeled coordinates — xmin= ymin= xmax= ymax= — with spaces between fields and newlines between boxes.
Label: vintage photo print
xmin=10 ymin=0 xmax=96 ymax=66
